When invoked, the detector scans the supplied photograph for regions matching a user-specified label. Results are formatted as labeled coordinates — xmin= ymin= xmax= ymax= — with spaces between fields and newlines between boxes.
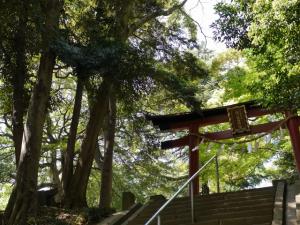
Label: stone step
xmin=140 ymin=196 xmax=274 ymax=216
xmin=144 ymin=187 xmax=274 ymax=205
xmin=192 ymin=216 xmax=273 ymax=225
xmin=133 ymin=207 xmax=272 ymax=225
xmin=134 ymin=206 xmax=273 ymax=224
xmin=171 ymin=187 xmax=274 ymax=203
xmin=184 ymin=222 xmax=271 ymax=225
xmin=138 ymin=201 xmax=273 ymax=219
xmin=143 ymin=191 xmax=274 ymax=208
xmin=129 ymin=214 xmax=273 ymax=225
xmin=170 ymin=193 xmax=274 ymax=207
xmin=167 ymin=195 xmax=274 ymax=208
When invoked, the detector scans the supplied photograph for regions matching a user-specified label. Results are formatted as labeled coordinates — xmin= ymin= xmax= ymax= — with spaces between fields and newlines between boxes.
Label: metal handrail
xmin=144 ymin=154 xmax=218 ymax=225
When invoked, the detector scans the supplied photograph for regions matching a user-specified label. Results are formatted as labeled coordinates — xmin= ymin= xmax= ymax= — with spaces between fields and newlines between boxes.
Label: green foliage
xmin=247 ymin=0 xmax=300 ymax=109
xmin=264 ymin=134 xmax=298 ymax=183
xmin=221 ymin=67 xmax=252 ymax=102
xmin=206 ymin=49 xmax=253 ymax=105
xmin=211 ymin=0 xmax=254 ymax=49
xmin=0 ymin=82 xmax=11 ymax=115
xmin=53 ymin=39 xmax=125 ymax=75
xmin=198 ymin=129 xmax=292 ymax=192
xmin=155 ymin=67 xmax=205 ymax=112
xmin=0 ymin=0 xmax=40 ymax=88
xmin=0 ymin=184 xmax=13 ymax=210
xmin=212 ymin=0 xmax=300 ymax=109
xmin=108 ymin=110 xmax=187 ymax=207
xmin=210 ymin=8 xmax=299 ymax=186
xmin=86 ymin=170 xmax=101 ymax=207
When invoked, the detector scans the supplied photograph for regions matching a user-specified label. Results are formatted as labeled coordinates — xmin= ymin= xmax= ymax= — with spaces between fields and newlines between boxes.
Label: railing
xmin=144 ymin=153 xmax=220 ymax=225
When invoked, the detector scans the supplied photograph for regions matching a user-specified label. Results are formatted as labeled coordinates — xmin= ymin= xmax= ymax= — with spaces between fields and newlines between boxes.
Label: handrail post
xmin=215 ymin=155 xmax=220 ymax=193
xmin=157 ymin=215 xmax=161 ymax=225
xmin=190 ymin=183 xmax=194 ymax=223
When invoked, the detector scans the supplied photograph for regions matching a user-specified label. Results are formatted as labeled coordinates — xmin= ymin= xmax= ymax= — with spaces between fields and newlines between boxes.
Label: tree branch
xmin=129 ymin=0 xmax=188 ymax=34
xmin=179 ymin=8 xmax=208 ymax=45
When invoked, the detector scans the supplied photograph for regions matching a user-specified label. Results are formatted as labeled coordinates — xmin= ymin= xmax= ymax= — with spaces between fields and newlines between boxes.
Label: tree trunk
xmin=94 ymin=141 xmax=103 ymax=170
xmin=64 ymin=77 xmax=112 ymax=208
xmin=11 ymin=0 xmax=28 ymax=166
xmin=4 ymin=1 xmax=62 ymax=224
xmin=50 ymin=150 xmax=63 ymax=203
xmin=45 ymin=116 xmax=64 ymax=202
xmin=86 ymin=80 xmax=104 ymax=171
xmin=62 ymin=76 xmax=84 ymax=196
xmin=99 ymin=90 xmax=116 ymax=209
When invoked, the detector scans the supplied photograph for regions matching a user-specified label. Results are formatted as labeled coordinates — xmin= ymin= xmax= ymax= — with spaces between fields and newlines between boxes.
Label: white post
xmin=191 ymin=184 xmax=194 ymax=223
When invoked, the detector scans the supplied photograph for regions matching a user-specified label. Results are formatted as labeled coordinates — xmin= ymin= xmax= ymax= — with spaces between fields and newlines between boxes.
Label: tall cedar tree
xmin=64 ymin=0 xmax=194 ymax=208
xmin=4 ymin=0 xmax=63 ymax=224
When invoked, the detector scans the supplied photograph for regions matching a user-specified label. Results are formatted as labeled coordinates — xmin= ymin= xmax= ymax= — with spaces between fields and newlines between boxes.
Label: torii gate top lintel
xmin=147 ymin=100 xmax=271 ymax=132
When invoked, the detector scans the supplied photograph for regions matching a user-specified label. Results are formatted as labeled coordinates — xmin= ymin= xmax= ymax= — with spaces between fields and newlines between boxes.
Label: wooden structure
xmin=147 ymin=101 xmax=300 ymax=195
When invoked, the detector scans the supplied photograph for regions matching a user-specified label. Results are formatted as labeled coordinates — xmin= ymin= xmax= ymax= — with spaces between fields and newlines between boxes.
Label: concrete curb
xmin=113 ymin=203 xmax=142 ymax=225
xmin=295 ymin=180 xmax=300 ymax=224
xmin=272 ymin=181 xmax=286 ymax=225
xmin=97 ymin=211 xmax=129 ymax=225
xmin=121 ymin=195 xmax=166 ymax=225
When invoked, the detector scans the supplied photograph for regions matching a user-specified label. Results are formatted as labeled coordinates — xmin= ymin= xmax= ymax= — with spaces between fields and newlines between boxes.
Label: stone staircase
xmin=121 ymin=186 xmax=276 ymax=225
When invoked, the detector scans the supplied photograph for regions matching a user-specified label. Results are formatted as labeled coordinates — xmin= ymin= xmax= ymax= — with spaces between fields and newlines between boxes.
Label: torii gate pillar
xmin=286 ymin=111 xmax=300 ymax=174
xmin=189 ymin=126 xmax=200 ymax=195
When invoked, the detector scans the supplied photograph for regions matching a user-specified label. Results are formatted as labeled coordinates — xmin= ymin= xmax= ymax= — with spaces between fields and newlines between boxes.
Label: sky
xmin=185 ymin=0 xmax=227 ymax=53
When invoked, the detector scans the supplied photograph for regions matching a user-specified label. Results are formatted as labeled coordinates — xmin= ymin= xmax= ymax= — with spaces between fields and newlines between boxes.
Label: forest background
xmin=0 ymin=0 xmax=299 ymax=224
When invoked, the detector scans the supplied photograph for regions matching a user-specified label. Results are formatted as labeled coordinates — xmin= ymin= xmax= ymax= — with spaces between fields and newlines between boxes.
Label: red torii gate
xmin=147 ymin=101 xmax=300 ymax=195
